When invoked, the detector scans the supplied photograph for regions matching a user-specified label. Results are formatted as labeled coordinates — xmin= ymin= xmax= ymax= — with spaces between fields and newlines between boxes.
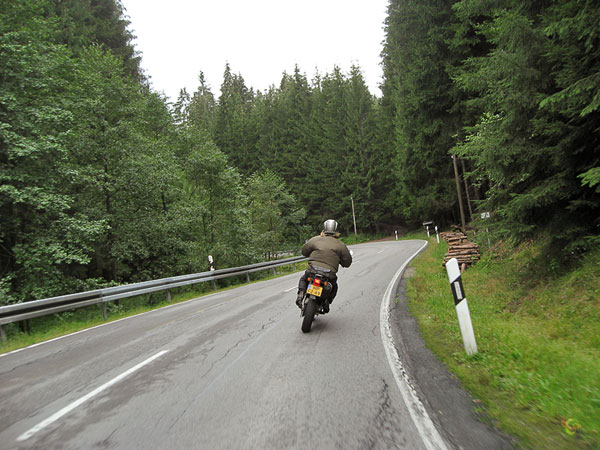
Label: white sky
xmin=121 ymin=0 xmax=389 ymax=102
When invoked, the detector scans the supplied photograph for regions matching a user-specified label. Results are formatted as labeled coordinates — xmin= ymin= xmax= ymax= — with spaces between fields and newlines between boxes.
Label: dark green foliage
xmin=381 ymin=0 xmax=461 ymax=227
xmin=209 ymin=62 xmax=392 ymax=234
xmin=449 ymin=0 xmax=600 ymax=252
xmin=180 ymin=72 xmax=216 ymax=132
xmin=0 ymin=0 xmax=104 ymax=302
xmin=540 ymin=0 xmax=600 ymax=248
xmin=246 ymin=170 xmax=308 ymax=258
xmin=46 ymin=0 xmax=143 ymax=81
xmin=1 ymin=1 xmax=268 ymax=304
xmin=5 ymin=0 xmax=597 ymax=307
xmin=381 ymin=0 xmax=599 ymax=254
xmin=213 ymin=64 xmax=258 ymax=173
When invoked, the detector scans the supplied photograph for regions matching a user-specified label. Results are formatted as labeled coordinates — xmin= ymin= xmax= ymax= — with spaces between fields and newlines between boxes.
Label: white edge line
xmin=379 ymin=240 xmax=449 ymax=450
xmin=17 ymin=350 xmax=169 ymax=442
xmin=284 ymin=286 xmax=297 ymax=293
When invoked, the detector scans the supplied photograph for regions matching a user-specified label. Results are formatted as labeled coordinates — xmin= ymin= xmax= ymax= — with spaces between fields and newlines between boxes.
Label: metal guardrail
xmin=0 ymin=255 xmax=307 ymax=340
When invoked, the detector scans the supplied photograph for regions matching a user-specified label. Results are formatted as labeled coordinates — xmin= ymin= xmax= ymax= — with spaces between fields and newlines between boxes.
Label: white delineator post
xmin=208 ymin=255 xmax=217 ymax=290
xmin=445 ymin=258 xmax=478 ymax=355
xmin=435 ymin=226 xmax=440 ymax=244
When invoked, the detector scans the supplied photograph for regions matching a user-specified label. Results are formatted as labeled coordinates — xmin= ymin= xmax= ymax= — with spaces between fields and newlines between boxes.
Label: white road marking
xmin=377 ymin=250 xmax=385 ymax=254
xmin=379 ymin=241 xmax=449 ymax=450
xmin=284 ymin=286 xmax=297 ymax=293
xmin=16 ymin=350 xmax=169 ymax=442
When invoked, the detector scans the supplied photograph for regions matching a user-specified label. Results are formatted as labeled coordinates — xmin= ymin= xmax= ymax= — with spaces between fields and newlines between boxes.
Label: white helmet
xmin=323 ymin=219 xmax=338 ymax=236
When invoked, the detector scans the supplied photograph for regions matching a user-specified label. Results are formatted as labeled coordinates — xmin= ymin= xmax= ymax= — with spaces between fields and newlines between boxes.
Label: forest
xmin=1 ymin=0 xmax=598 ymax=305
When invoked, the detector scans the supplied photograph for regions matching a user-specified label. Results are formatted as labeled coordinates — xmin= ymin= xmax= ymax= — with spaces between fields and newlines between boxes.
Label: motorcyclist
xmin=295 ymin=219 xmax=353 ymax=311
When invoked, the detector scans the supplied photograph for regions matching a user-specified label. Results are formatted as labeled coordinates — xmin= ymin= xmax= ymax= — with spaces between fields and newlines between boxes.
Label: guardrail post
xmin=101 ymin=302 xmax=108 ymax=320
xmin=166 ymin=289 xmax=171 ymax=303
xmin=293 ymin=263 xmax=297 ymax=271
xmin=211 ymin=280 xmax=217 ymax=291
xmin=19 ymin=320 xmax=31 ymax=334
xmin=246 ymin=273 xmax=250 ymax=283
xmin=0 ymin=324 xmax=6 ymax=344
xmin=446 ymin=258 xmax=478 ymax=355
xmin=272 ymin=268 xmax=277 ymax=277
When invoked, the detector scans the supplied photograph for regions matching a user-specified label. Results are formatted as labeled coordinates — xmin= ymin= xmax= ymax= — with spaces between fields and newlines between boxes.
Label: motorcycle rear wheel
xmin=301 ymin=298 xmax=317 ymax=333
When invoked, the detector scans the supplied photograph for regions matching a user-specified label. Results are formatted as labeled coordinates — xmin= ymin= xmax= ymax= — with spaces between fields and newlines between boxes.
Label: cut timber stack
xmin=440 ymin=231 xmax=481 ymax=270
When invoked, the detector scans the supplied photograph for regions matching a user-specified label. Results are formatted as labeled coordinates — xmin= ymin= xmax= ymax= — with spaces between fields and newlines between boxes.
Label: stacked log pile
xmin=440 ymin=231 xmax=481 ymax=270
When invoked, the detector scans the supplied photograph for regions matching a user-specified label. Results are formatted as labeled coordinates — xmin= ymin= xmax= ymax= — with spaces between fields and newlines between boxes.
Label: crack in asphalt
xmin=167 ymin=311 xmax=287 ymax=431
xmin=199 ymin=313 xmax=279 ymax=380
xmin=363 ymin=378 xmax=405 ymax=449
xmin=94 ymin=425 xmax=121 ymax=449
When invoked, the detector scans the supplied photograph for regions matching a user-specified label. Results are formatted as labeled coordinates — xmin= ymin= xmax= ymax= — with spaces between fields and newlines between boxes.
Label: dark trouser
xmin=297 ymin=270 xmax=338 ymax=302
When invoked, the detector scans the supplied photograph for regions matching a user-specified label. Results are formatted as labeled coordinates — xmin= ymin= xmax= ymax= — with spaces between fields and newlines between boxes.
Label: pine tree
xmin=213 ymin=64 xmax=258 ymax=173
xmin=188 ymin=71 xmax=216 ymax=133
xmin=381 ymin=0 xmax=459 ymax=227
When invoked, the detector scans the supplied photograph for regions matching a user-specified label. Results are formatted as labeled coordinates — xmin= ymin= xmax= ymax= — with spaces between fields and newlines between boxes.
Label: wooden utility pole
xmin=350 ymin=195 xmax=357 ymax=236
xmin=460 ymin=157 xmax=473 ymax=219
xmin=452 ymin=155 xmax=467 ymax=228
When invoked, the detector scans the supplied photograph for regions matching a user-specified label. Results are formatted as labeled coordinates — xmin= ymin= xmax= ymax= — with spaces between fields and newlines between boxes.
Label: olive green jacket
xmin=301 ymin=235 xmax=352 ymax=274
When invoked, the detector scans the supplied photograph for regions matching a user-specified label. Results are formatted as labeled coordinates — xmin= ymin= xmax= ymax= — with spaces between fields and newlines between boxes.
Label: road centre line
xmin=17 ymin=350 xmax=169 ymax=442
xmin=284 ymin=286 xmax=297 ymax=292
xmin=379 ymin=241 xmax=449 ymax=450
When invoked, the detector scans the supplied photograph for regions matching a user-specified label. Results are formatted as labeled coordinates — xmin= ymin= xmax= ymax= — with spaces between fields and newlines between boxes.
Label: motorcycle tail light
xmin=313 ymin=279 xmax=321 ymax=286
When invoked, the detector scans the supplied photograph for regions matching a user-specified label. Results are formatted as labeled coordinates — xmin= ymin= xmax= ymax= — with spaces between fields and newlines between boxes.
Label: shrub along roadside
xmin=406 ymin=236 xmax=600 ymax=449
xmin=0 ymin=261 xmax=307 ymax=354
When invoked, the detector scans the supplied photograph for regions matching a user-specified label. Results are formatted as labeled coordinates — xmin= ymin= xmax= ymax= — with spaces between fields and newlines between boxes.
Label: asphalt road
xmin=0 ymin=240 xmax=512 ymax=449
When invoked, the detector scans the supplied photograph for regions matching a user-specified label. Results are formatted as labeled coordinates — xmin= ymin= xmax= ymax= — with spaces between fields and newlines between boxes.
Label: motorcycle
xmin=300 ymin=266 xmax=335 ymax=333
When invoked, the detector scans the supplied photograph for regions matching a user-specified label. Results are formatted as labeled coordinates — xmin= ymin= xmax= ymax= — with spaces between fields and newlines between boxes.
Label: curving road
xmin=0 ymin=240 xmax=511 ymax=449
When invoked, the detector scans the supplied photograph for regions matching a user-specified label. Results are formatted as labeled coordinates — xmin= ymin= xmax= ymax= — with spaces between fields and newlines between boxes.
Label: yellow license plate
xmin=307 ymin=284 xmax=323 ymax=296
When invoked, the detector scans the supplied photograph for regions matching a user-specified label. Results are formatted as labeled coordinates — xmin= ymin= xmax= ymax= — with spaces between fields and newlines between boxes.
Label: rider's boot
xmin=296 ymin=291 xmax=304 ymax=309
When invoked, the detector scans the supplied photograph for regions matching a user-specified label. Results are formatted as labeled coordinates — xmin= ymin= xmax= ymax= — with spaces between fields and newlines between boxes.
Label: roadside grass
xmin=407 ymin=236 xmax=600 ymax=449
xmin=0 ymin=261 xmax=307 ymax=355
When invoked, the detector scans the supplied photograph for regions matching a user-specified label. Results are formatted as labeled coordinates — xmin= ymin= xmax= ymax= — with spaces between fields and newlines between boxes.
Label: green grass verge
xmin=406 ymin=237 xmax=600 ymax=449
xmin=0 ymin=261 xmax=307 ymax=354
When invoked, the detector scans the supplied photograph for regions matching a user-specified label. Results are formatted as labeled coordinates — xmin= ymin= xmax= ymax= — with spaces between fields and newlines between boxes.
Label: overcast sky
xmin=121 ymin=0 xmax=389 ymax=102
